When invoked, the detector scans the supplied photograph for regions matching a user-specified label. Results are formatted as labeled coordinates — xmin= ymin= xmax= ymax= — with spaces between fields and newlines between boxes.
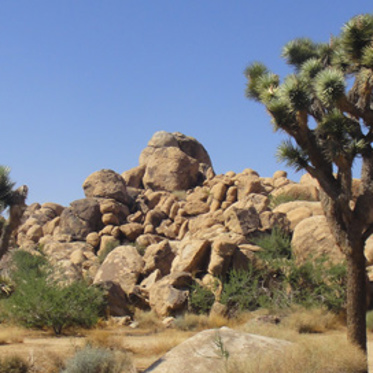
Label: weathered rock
xmin=259 ymin=211 xmax=290 ymax=232
xmin=171 ymin=239 xmax=210 ymax=273
xmin=210 ymin=182 xmax=227 ymax=202
xmin=140 ymin=269 xmax=162 ymax=295
xmin=59 ymin=198 xmax=102 ymax=241
xmin=274 ymin=201 xmax=323 ymax=230
xmin=83 ymin=169 xmax=129 ymax=204
xmin=136 ymin=234 xmax=164 ymax=248
xmin=143 ymin=240 xmax=176 ymax=276
xmin=173 ymin=132 xmax=213 ymax=167
xmin=102 ymin=281 xmax=133 ymax=317
xmin=143 ymin=327 xmax=291 ymax=373
xmin=42 ymin=216 xmax=60 ymax=236
xmin=148 ymin=272 xmax=192 ymax=317
xmin=271 ymin=183 xmax=319 ymax=201
xmin=97 ymin=235 xmax=119 ymax=257
xmin=208 ymin=237 xmax=237 ymax=276
xmin=122 ymin=165 xmax=146 ymax=189
xmin=94 ymin=245 xmax=144 ymax=295
xmin=102 ymin=213 xmax=119 ymax=226
xmin=224 ymin=201 xmax=260 ymax=235
xmin=26 ymin=224 xmax=43 ymax=242
xmin=292 ymin=215 xmax=343 ymax=264
xmin=143 ymin=147 xmax=200 ymax=191
xmin=234 ymin=172 xmax=266 ymax=200
xmin=99 ymin=199 xmax=129 ymax=222
xmin=120 ymin=223 xmax=144 ymax=241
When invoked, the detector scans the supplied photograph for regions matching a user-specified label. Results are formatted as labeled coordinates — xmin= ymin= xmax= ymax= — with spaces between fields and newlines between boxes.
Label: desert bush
xmin=0 ymin=355 xmax=29 ymax=373
xmin=5 ymin=250 xmax=106 ymax=335
xmin=188 ymin=282 xmax=215 ymax=314
xmin=219 ymin=255 xmax=346 ymax=316
xmin=252 ymin=227 xmax=292 ymax=260
xmin=61 ymin=345 xmax=133 ymax=373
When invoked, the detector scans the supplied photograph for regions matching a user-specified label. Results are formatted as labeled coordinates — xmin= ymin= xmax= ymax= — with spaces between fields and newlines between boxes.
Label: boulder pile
xmin=9 ymin=131 xmax=373 ymax=317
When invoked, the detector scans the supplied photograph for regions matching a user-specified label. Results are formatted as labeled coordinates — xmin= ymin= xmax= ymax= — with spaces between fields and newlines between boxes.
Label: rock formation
xmin=4 ymin=130 xmax=369 ymax=318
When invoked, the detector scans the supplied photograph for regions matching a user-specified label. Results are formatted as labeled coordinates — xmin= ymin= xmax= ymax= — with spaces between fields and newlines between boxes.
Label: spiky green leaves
xmin=340 ymin=14 xmax=373 ymax=62
xmin=314 ymin=68 xmax=346 ymax=106
xmin=300 ymin=58 xmax=324 ymax=80
xmin=362 ymin=46 xmax=373 ymax=68
xmin=316 ymin=110 xmax=365 ymax=162
xmin=282 ymin=38 xmax=319 ymax=69
xmin=276 ymin=140 xmax=309 ymax=171
xmin=244 ymin=62 xmax=268 ymax=100
xmin=0 ymin=166 xmax=15 ymax=212
xmin=279 ymin=74 xmax=311 ymax=111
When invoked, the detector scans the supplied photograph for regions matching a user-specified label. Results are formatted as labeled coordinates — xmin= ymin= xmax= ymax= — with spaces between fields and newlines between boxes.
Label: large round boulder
xmin=83 ymin=169 xmax=129 ymax=204
xmin=143 ymin=147 xmax=200 ymax=191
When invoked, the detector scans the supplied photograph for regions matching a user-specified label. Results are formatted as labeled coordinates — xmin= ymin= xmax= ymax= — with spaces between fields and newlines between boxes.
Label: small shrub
xmin=188 ymin=282 xmax=215 ymax=314
xmin=0 ymin=355 xmax=29 ymax=373
xmin=220 ymin=268 xmax=268 ymax=315
xmin=252 ymin=227 xmax=292 ymax=260
xmin=5 ymin=250 xmax=106 ymax=335
xmin=61 ymin=345 xmax=133 ymax=373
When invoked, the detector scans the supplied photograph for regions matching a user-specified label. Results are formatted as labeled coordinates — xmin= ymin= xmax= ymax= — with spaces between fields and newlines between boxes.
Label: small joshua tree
xmin=245 ymin=13 xmax=373 ymax=366
xmin=0 ymin=166 xmax=28 ymax=259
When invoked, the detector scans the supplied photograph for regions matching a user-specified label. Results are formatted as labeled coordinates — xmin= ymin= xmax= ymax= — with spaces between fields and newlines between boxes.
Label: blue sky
xmin=1 ymin=1 xmax=372 ymax=206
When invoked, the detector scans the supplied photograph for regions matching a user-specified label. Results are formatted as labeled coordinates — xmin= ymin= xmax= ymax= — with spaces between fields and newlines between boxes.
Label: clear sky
xmin=1 ymin=1 xmax=372 ymax=207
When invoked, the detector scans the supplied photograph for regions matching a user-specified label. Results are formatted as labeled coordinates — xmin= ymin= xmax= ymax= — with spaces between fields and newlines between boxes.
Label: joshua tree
xmin=245 ymin=13 xmax=373 ymax=361
xmin=0 ymin=166 xmax=28 ymax=259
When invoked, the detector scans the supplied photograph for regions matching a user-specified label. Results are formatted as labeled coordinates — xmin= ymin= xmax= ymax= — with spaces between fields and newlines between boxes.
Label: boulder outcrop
xmin=10 ymin=131 xmax=370 ymax=319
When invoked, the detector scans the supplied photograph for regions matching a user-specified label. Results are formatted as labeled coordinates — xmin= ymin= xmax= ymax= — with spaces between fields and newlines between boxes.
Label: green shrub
xmin=219 ymin=256 xmax=346 ymax=316
xmin=252 ymin=227 xmax=292 ymax=260
xmin=5 ymin=250 xmax=106 ymax=335
xmin=0 ymin=355 xmax=29 ymax=373
xmin=220 ymin=268 xmax=267 ymax=315
xmin=61 ymin=345 xmax=133 ymax=373
xmin=188 ymin=282 xmax=215 ymax=314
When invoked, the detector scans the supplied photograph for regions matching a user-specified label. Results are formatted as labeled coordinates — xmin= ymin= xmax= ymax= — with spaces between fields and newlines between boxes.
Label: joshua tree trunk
xmin=346 ymin=243 xmax=367 ymax=353
xmin=0 ymin=185 xmax=28 ymax=260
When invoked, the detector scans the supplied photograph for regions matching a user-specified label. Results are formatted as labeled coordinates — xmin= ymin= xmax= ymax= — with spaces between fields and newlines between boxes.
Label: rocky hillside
xmin=7 ymin=131 xmax=373 ymax=317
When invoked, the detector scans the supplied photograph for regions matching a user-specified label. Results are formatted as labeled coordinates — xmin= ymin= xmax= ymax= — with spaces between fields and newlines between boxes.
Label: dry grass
xmin=134 ymin=310 xmax=164 ymax=331
xmin=0 ymin=326 xmax=25 ymax=345
xmin=224 ymin=335 xmax=366 ymax=373
xmin=125 ymin=329 xmax=193 ymax=357
xmin=85 ymin=329 xmax=126 ymax=352
xmin=173 ymin=313 xmax=234 ymax=331
xmin=283 ymin=307 xmax=342 ymax=334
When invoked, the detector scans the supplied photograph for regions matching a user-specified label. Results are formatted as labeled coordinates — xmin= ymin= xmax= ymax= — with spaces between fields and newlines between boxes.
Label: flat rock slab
xmin=143 ymin=327 xmax=291 ymax=373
